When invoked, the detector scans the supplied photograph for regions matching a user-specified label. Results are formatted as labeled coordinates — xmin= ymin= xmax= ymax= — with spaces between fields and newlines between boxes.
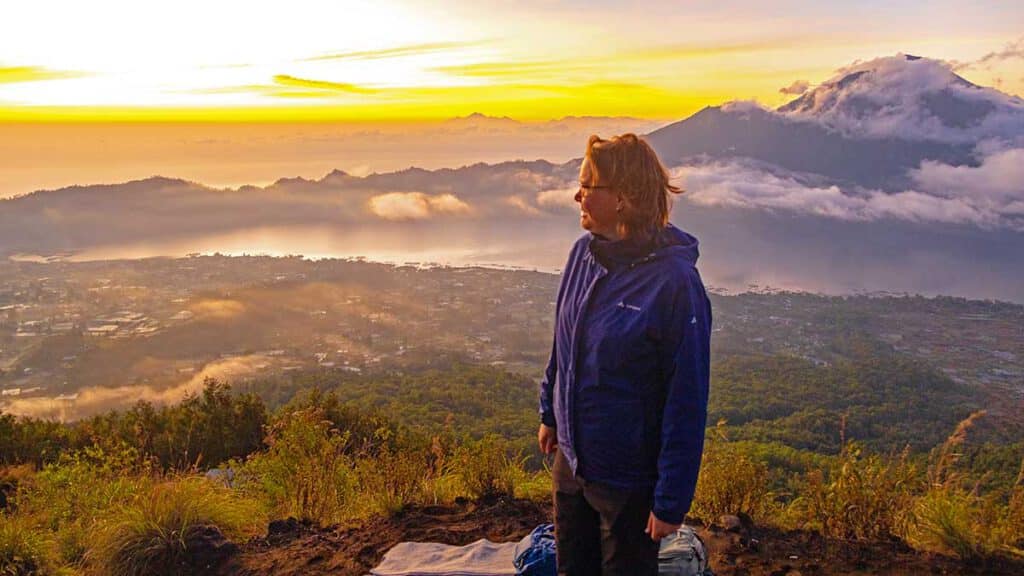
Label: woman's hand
xmin=537 ymin=423 xmax=558 ymax=454
xmin=645 ymin=512 xmax=681 ymax=542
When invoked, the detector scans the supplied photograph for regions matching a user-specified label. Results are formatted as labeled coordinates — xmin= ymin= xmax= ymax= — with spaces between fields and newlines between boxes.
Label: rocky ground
xmin=203 ymin=497 xmax=1024 ymax=576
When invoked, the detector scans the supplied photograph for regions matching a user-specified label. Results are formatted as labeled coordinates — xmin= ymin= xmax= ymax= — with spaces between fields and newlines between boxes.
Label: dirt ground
xmin=214 ymin=497 xmax=1024 ymax=576
xmin=218 ymin=495 xmax=548 ymax=576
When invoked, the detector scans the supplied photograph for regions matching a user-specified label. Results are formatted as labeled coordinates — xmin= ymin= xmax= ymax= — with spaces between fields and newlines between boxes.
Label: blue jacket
xmin=539 ymin=223 xmax=712 ymax=524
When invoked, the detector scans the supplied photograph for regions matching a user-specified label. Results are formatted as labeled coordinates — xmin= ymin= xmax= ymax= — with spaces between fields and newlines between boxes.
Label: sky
xmin=1 ymin=1 xmax=1022 ymax=197
xmin=1 ymin=0 xmax=1022 ymax=122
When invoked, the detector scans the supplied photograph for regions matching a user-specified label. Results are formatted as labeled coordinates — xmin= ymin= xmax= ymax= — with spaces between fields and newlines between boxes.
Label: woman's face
xmin=575 ymin=160 xmax=621 ymax=239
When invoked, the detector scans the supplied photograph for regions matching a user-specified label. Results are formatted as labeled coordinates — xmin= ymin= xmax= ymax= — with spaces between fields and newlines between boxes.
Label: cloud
xmin=912 ymin=147 xmax=1024 ymax=203
xmin=272 ymin=75 xmax=378 ymax=94
xmin=347 ymin=165 xmax=373 ymax=177
xmin=435 ymin=38 xmax=809 ymax=81
xmin=536 ymin=187 xmax=578 ymax=211
xmin=974 ymin=37 xmax=1024 ymax=68
xmin=426 ymin=193 xmax=473 ymax=214
xmin=504 ymin=195 xmax=542 ymax=216
xmin=779 ymin=80 xmax=810 ymax=95
xmin=303 ymin=41 xmax=487 ymax=62
xmin=433 ymin=60 xmax=583 ymax=79
xmin=192 ymin=75 xmax=378 ymax=100
xmin=0 ymin=355 xmax=269 ymax=421
xmin=677 ymin=154 xmax=1023 ymax=230
xmin=190 ymin=298 xmax=246 ymax=320
xmin=721 ymin=100 xmax=770 ymax=114
xmin=0 ymin=65 xmax=84 ymax=85
xmin=367 ymin=191 xmax=472 ymax=220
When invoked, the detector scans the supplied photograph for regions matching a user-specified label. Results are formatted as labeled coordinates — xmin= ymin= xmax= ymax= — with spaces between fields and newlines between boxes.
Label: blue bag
xmin=513 ymin=523 xmax=556 ymax=576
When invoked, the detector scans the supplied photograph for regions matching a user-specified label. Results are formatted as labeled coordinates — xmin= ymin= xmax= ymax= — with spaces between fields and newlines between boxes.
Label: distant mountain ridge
xmin=645 ymin=104 xmax=976 ymax=191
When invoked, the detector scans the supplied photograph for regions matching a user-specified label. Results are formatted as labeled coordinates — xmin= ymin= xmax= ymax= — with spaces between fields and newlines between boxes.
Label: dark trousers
xmin=552 ymin=450 xmax=660 ymax=576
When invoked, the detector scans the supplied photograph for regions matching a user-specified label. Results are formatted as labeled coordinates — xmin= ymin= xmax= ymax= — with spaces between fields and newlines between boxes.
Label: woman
xmin=537 ymin=134 xmax=712 ymax=575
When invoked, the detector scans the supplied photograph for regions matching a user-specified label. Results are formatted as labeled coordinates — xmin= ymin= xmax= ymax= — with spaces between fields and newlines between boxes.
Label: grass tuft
xmin=794 ymin=442 xmax=917 ymax=541
xmin=691 ymin=421 xmax=776 ymax=523
xmin=235 ymin=407 xmax=357 ymax=525
xmin=905 ymin=486 xmax=989 ymax=560
xmin=353 ymin=447 xmax=428 ymax=516
xmin=0 ymin=513 xmax=48 ymax=576
xmin=455 ymin=435 xmax=527 ymax=501
xmin=87 ymin=477 xmax=263 ymax=576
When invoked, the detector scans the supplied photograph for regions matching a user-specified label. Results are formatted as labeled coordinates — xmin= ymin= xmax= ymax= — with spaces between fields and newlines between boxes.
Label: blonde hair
xmin=583 ymin=133 xmax=682 ymax=240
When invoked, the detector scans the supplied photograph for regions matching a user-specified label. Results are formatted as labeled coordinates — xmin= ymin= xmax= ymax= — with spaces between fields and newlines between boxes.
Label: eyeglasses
xmin=581 ymin=184 xmax=610 ymax=200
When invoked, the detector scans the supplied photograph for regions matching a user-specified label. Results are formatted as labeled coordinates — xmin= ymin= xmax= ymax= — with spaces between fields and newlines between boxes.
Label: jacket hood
xmin=589 ymin=223 xmax=700 ymax=270
xmin=654 ymin=223 xmax=700 ymax=265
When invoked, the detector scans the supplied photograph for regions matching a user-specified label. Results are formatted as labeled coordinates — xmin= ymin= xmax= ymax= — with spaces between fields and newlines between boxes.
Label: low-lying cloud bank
xmin=0 ymin=355 xmax=269 ymax=421
xmin=677 ymin=146 xmax=1024 ymax=231
xmin=367 ymin=191 xmax=472 ymax=220
xmin=2 ymin=143 xmax=1021 ymax=263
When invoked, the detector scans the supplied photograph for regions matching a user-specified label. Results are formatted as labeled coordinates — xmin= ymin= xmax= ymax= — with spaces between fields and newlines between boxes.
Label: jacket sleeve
xmin=538 ymin=335 xmax=558 ymax=427
xmin=653 ymin=267 xmax=712 ymax=525
xmin=539 ymin=238 xmax=583 ymax=428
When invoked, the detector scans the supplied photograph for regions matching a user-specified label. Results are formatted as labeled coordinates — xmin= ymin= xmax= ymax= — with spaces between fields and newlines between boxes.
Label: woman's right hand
xmin=538 ymin=423 xmax=558 ymax=454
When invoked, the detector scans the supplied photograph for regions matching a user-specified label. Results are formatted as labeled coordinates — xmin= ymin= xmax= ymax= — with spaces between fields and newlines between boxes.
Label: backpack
xmin=513 ymin=523 xmax=556 ymax=576
xmin=658 ymin=525 xmax=713 ymax=576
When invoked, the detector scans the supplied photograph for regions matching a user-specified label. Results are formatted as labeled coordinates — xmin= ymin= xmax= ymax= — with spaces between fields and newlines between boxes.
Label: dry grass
xmin=901 ymin=411 xmax=1018 ymax=560
xmin=1003 ymin=461 xmax=1024 ymax=551
xmin=353 ymin=447 xmax=429 ymax=516
xmin=86 ymin=477 xmax=264 ymax=576
xmin=794 ymin=442 xmax=918 ymax=540
xmin=15 ymin=444 xmax=156 ymax=569
xmin=0 ymin=513 xmax=48 ymax=576
xmin=455 ymin=435 xmax=529 ymax=501
xmin=906 ymin=487 xmax=990 ymax=560
xmin=235 ymin=407 xmax=357 ymax=526
xmin=691 ymin=421 xmax=775 ymax=524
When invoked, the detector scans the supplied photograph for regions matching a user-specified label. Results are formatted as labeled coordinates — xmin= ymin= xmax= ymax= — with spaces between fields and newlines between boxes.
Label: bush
xmin=0 ymin=513 xmax=48 ymax=576
xmin=691 ymin=423 xmax=775 ymax=523
xmin=16 ymin=443 xmax=154 ymax=567
xmin=87 ymin=477 xmax=263 ymax=576
xmin=354 ymin=447 xmax=428 ymax=516
xmin=283 ymin=388 xmax=400 ymax=457
xmin=455 ymin=435 xmax=527 ymax=500
xmin=794 ymin=441 xmax=917 ymax=541
xmin=235 ymin=407 xmax=356 ymax=525
xmin=905 ymin=486 xmax=990 ymax=560
xmin=902 ymin=412 xmax=1020 ymax=560
xmin=1001 ymin=476 xmax=1024 ymax=554
xmin=415 ymin=435 xmax=461 ymax=505
xmin=514 ymin=469 xmax=553 ymax=502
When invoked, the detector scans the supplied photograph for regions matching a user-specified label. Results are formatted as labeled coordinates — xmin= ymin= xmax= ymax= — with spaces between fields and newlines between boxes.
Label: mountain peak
xmin=320 ymin=169 xmax=351 ymax=182
xmin=445 ymin=112 xmax=519 ymax=125
xmin=777 ymin=54 xmax=1024 ymax=143
xmin=271 ymin=176 xmax=313 ymax=188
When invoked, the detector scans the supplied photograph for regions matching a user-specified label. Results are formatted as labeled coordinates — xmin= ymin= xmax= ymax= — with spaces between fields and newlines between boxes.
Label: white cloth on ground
xmin=369 ymin=538 xmax=520 ymax=576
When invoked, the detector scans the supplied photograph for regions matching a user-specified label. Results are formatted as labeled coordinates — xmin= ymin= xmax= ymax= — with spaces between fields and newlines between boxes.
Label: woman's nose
xmin=574 ymin=188 xmax=582 ymax=203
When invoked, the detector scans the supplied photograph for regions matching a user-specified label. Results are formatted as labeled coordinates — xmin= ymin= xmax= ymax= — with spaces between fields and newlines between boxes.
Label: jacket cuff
xmin=540 ymin=410 xmax=557 ymax=428
xmin=652 ymin=502 xmax=686 ymax=526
